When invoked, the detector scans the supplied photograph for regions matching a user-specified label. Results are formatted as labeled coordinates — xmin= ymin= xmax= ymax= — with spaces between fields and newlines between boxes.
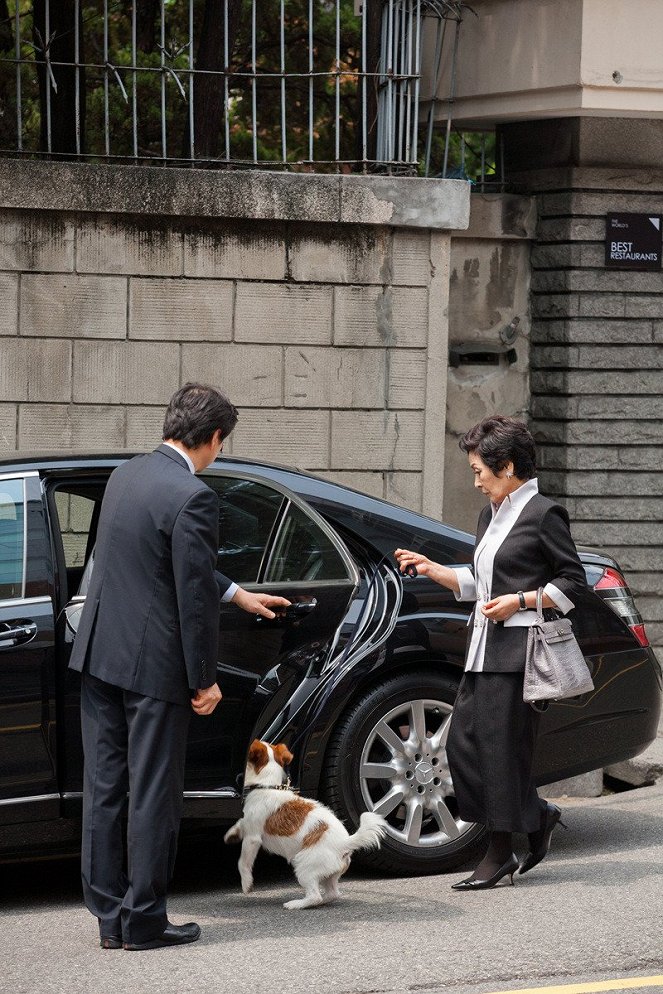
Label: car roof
xmin=0 ymin=449 xmax=617 ymax=569
xmin=0 ymin=447 xmax=476 ymax=550
xmin=0 ymin=449 xmax=299 ymax=472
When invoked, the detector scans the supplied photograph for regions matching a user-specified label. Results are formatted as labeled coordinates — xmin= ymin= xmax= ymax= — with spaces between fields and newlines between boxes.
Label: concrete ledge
xmin=511 ymin=165 xmax=663 ymax=194
xmin=544 ymin=770 xmax=603 ymax=799
xmin=0 ymin=160 xmax=470 ymax=231
xmin=454 ymin=192 xmax=536 ymax=240
xmin=605 ymin=713 xmax=663 ymax=787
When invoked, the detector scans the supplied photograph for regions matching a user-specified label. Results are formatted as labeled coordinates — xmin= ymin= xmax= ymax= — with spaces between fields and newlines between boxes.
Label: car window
xmin=265 ymin=502 xmax=350 ymax=583
xmin=0 ymin=479 xmax=25 ymax=601
xmin=53 ymin=492 xmax=96 ymax=569
xmin=202 ymin=476 xmax=286 ymax=583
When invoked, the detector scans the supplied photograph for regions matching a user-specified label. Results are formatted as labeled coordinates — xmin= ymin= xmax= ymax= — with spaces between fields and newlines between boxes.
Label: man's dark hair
xmin=162 ymin=383 xmax=239 ymax=448
xmin=459 ymin=415 xmax=536 ymax=480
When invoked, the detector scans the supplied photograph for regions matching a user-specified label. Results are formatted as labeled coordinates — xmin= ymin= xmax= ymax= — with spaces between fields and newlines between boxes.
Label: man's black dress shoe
xmin=123 ymin=921 xmax=201 ymax=951
xmin=98 ymin=919 xmax=122 ymax=949
xmin=519 ymin=802 xmax=566 ymax=875
xmin=99 ymin=936 xmax=122 ymax=949
xmin=451 ymin=853 xmax=519 ymax=891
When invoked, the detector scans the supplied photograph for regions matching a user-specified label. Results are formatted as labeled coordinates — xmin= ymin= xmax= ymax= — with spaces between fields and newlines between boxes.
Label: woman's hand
xmin=394 ymin=550 xmax=461 ymax=594
xmin=481 ymin=594 xmax=520 ymax=623
xmin=394 ymin=549 xmax=435 ymax=577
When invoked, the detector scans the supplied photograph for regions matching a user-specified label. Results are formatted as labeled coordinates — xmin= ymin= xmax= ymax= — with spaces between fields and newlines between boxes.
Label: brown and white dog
xmin=224 ymin=739 xmax=387 ymax=910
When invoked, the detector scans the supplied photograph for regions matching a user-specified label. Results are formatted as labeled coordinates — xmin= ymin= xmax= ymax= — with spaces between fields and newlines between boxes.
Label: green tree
xmin=1 ymin=1 xmax=459 ymax=172
xmin=0 ymin=0 xmax=15 ymax=149
xmin=32 ymin=0 xmax=86 ymax=155
xmin=1 ymin=0 xmax=368 ymax=166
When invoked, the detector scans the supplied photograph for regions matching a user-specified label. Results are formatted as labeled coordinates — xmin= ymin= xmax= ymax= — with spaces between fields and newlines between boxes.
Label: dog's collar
xmin=242 ymin=777 xmax=299 ymax=800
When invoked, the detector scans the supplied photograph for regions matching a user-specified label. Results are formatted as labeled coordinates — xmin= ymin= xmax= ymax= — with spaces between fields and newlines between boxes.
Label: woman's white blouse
xmin=451 ymin=478 xmax=574 ymax=673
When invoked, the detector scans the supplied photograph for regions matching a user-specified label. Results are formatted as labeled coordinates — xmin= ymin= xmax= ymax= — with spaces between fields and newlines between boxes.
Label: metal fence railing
xmin=0 ymin=0 xmax=473 ymax=174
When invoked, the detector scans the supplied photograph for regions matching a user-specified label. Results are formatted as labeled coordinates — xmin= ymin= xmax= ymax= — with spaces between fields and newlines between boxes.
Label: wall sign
xmin=605 ymin=212 xmax=662 ymax=270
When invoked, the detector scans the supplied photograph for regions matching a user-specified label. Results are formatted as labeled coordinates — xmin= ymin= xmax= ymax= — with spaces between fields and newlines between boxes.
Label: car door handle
xmin=0 ymin=620 xmax=38 ymax=646
xmin=256 ymin=599 xmax=318 ymax=623
xmin=288 ymin=599 xmax=317 ymax=616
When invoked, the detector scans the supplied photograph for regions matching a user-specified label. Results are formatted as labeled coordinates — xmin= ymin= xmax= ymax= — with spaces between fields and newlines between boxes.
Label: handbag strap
xmin=535 ymin=586 xmax=545 ymax=624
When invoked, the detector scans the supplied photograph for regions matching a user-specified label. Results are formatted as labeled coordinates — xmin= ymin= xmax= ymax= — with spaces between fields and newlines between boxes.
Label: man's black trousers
xmin=80 ymin=670 xmax=191 ymax=944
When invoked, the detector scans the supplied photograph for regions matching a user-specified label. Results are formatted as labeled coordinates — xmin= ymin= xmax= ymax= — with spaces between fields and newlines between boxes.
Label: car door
xmin=0 ymin=471 xmax=57 ymax=825
xmin=183 ymin=470 xmax=360 ymax=802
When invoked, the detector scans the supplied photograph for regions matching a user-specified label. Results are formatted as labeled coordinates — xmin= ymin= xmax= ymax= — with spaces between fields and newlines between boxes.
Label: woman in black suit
xmin=395 ymin=416 xmax=587 ymax=889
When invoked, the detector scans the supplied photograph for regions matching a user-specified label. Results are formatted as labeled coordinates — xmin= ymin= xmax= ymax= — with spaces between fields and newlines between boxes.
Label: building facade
xmin=0 ymin=0 xmax=661 ymax=673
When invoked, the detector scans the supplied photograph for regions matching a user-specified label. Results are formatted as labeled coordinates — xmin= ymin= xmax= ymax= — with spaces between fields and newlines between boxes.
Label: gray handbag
xmin=523 ymin=588 xmax=594 ymax=705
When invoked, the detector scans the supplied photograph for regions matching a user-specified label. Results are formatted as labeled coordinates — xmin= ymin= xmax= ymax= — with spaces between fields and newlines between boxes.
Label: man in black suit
xmin=69 ymin=383 xmax=289 ymax=950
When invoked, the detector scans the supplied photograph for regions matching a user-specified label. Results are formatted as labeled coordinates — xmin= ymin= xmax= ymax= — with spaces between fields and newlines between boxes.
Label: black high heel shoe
xmin=451 ymin=853 xmax=519 ymax=891
xmin=519 ymin=802 xmax=567 ymax=875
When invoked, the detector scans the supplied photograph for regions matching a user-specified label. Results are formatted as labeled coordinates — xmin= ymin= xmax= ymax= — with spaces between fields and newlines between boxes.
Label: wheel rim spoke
xmin=429 ymin=714 xmax=452 ymax=752
xmin=361 ymin=761 xmax=399 ymax=779
xmin=409 ymin=699 xmax=427 ymax=744
xmin=404 ymin=800 xmax=423 ymax=845
xmin=371 ymin=786 xmax=405 ymax=817
xmin=430 ymin=797 xmax=461 ymax=839
xmin=374 ymin=720 xmax=406 ymax=756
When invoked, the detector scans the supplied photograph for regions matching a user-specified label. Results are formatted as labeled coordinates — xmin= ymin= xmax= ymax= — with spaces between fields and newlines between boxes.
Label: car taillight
xmin=629 ymin=623 xmax=650 ymax=648
xmin=594 ymin=567 xmax=627 ymax=590
xmin=593 ymin=566 xmax=650 ymax=647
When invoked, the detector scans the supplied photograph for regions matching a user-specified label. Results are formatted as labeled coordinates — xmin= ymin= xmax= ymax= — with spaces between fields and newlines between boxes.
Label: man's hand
xmin=231 ymin=588 xmax=291 ymax=619
xmin=191 ymin=682 xmax=222 ymax=716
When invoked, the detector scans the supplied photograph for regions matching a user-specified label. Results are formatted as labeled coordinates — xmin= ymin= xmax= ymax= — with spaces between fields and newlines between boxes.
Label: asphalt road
xmin=1 ymin=782 xmax=662 ymax=994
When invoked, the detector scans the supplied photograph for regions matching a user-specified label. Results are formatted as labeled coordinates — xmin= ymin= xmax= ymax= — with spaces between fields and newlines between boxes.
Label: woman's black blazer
xmin=464 ymin=493 xmax=587 ymax=673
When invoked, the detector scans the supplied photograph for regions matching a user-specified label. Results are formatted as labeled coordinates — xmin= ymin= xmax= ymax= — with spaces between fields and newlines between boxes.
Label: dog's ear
xmin=247 ymin=739 xmax=269 ymax=771
xmin=273 ymin=743 xmax=294 ymax=768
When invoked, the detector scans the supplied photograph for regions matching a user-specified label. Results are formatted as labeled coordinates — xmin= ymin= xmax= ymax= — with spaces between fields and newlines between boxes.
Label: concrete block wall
xmin=525 ymin=169 xmax=663 ymax=662
xmin=0 ymin=164 xmax=470 ymax=521
xmin=444 ymin=194 xmax=536 ymax=533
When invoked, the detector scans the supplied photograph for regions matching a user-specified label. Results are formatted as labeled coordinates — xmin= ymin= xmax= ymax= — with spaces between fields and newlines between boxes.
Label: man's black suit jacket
xmin=462 ymin=493 xmax=588 ymax=672
xmin=69 ymin=445 xmax=233 ymax=705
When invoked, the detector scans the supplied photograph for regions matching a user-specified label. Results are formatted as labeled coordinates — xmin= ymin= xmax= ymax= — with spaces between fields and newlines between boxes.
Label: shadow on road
xmin=1 ymin=795 xmax=660 ymax=916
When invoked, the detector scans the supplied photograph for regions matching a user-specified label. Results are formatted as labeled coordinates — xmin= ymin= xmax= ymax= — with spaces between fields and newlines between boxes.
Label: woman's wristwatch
xmin=517 ymin=590 xmax=527 ymax=611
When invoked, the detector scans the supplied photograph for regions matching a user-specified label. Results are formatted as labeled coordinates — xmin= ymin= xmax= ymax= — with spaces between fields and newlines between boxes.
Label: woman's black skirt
xmin=446 ymin=671 xmax=544 ymax=833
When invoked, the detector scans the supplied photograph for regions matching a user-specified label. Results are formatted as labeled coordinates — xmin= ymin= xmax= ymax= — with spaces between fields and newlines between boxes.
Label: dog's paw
xmin=282 ymin=898 xmax=301 ymax=910
xmin=240 ymin=877 xmax=254 ymax=895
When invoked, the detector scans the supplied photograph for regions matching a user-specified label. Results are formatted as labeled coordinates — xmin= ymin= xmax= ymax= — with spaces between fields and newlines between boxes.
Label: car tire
xmin=321 ymin=670 xmax=486 ymax=875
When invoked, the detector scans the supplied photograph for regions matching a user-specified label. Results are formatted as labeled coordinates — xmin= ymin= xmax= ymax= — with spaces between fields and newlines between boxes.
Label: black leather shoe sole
xmin=123 ymin=923 xmax=201 ymax=951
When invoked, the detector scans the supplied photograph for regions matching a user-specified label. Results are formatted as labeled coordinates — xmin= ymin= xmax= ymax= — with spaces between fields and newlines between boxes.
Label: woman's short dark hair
xmin=459 ymin=415 xmax=536 ymax=480
xmin=162 ymin=383 xmax=239 ymax=448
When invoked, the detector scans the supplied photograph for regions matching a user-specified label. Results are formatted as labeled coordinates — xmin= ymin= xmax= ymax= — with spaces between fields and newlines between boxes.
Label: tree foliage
xmin=0 ymin=0 xmax=370 ymax=167
xmin=0 ymin=1 xmax=493 ymax=177
xmin=423 ymin=129 xmax=497 ymax=185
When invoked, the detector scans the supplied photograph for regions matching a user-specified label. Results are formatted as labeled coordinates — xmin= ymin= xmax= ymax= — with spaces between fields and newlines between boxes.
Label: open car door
xmin=182 ymin=470 xmax=361 ymax=811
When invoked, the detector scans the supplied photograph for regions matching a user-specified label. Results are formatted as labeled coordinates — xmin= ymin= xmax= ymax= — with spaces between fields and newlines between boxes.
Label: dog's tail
xmin=344 ymin=812 xmax=387 ymax=854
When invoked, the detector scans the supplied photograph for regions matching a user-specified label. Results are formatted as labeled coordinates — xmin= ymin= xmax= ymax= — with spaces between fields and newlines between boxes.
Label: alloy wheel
xmin=359 ymin=698 xmax=474 ymax=848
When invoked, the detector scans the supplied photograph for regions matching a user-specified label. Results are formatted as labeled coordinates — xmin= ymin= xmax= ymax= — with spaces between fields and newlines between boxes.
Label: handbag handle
xmin=535 ymin=586 xmax=544 ymax=623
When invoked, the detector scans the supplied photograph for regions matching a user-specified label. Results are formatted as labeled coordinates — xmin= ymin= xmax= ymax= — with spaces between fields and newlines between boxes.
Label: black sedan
xmin=0 ymin=451 xmax=660 ymax=873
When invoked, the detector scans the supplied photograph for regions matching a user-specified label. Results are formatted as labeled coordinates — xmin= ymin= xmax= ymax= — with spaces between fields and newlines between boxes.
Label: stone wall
xmin=444 ymin=193 xmax=536 ymax=533
xmin=502 ymin=119 xmax=663 ymax=661
xmin=0 ymin=163 xmax=469 ymax=522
